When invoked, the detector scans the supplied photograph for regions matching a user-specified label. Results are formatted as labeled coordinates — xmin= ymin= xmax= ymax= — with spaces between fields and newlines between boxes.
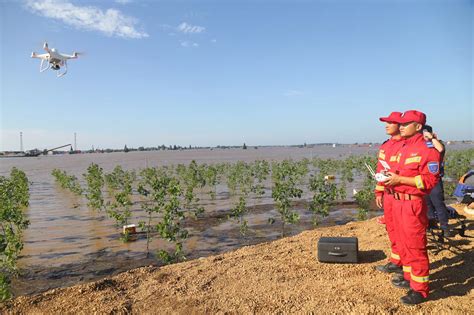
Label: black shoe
xmin=392 ymin=273 xmax=404 ymax=281
xmin=376 ymin=262 xmax=403 ymax=274
xmin=428 ymin=219 xmax=438 ymax=231
xmin=391 ymin=277 xmax=410 ymax=289
xmin=400 ymin=289 xmax=426 ymax=305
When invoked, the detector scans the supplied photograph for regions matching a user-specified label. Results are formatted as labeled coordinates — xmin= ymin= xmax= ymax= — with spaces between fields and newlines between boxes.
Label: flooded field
xmin=0 ymin=145 xmax=469 ymax=296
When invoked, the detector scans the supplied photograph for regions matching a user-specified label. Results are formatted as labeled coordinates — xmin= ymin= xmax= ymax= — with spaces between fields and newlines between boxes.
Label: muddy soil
xmin=3 ymin=204 xmax=473 ymax=314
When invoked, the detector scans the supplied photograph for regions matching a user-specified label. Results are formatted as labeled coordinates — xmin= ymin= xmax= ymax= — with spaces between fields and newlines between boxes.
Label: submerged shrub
xmin=271 ymin=160 xmax=305 ymax=236
xmin=309 ymin=175 xmax=344 ymax=226
xmin=105 ymin=166 xmax=134 ymax=242
xmin=51 ymin=169 xmax=83 ymax=195
xmin=83 ymin=163 xmax=105 ymax=210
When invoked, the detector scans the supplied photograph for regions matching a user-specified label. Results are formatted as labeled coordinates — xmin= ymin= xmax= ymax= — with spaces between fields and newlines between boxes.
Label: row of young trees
xmin=43 ymin=147 xmax=474 ymax=264
xmin=0 ymin=168 xmax=30 ymax=301
xmin=51 ymin=155 xmax=381 ymax=264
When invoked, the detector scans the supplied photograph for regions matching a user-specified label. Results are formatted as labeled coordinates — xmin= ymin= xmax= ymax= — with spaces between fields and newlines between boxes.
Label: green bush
xmin=51 ymin=169 xmax=83 ymax=195
xmin=309 ymin=175 xmax=344 ymax=226
xmin=271 ymin=160 xmax=306 ymax=236
xmin=83 ymin=163 xmax=105 ymax=210
xmin=0 ymin=168 xmax=30 ymax=300
xmin=105 ymin=166 xmax=135 ymax=242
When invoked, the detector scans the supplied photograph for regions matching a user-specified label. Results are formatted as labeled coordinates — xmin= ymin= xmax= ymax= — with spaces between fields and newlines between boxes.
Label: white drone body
xmin=31 ymin=42 xmax=79 ymax=77
xmin=365 ymin=160 xmax=391 ymax=182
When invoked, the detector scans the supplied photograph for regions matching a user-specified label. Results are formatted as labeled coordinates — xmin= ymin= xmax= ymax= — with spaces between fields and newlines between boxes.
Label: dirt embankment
xmin=2 ymin=206 xmax=473 ymax=314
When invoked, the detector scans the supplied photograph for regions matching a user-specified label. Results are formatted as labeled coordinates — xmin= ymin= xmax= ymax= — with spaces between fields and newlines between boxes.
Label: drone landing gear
xmin=57 ymin=61 xmax=67 ymax=78
xmin=39 ymin=59 xmax=50 ymax=72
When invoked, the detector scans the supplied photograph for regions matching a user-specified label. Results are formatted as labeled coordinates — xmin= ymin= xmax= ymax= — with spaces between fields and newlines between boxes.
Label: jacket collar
xmin=403 ymin=132 xmax=423 ymax=145
xmin=390 ymin=135 xmax=404 ymax=142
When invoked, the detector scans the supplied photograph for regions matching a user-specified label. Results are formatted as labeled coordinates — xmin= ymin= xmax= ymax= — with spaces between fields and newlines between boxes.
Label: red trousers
xmin=392 ymin=197 xmax=430 ymax=297
xmin=383 ymin=193 xmax=401 ymax=266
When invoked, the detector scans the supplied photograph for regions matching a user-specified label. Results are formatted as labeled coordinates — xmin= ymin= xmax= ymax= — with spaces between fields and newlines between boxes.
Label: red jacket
xmin=374 ymin=137 xmax=405 ymax=196
xmin=390 ymin=133 xmax=441 ymax=196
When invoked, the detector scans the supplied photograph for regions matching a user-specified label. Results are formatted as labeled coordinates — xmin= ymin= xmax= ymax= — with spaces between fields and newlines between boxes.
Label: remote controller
xmin=364 ymin=161 xmax=392 ymax=182
xmin=375 ymin=172 xmax=390 ymax=182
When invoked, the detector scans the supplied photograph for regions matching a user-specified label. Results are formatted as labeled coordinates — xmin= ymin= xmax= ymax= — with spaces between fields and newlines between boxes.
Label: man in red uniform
xmin=385 ymin=110 xmax=441 ymax=305
xmin=374 ymin=112 xmax=405 ymax=274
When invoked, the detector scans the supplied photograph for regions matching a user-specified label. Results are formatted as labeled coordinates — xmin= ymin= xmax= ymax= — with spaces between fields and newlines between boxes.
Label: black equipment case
xmin=318 ymin=237 xmax=359 ymax=263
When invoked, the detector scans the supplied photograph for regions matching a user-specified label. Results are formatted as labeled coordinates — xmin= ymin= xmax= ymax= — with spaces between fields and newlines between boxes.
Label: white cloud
xmin=180 ymin=40 xmax=199 ymax=48
xmin=284 ymin=90 xmax=304 ymax=97
xmin=115 ymin=0 xmax=132 ymax=4
xmin=177 ymin=22 xmax=205 ymax=34
xmin=211 ymin=39 xmax=217 ymax=43
xmin=25 ymin=0 xmax=148 ymax=39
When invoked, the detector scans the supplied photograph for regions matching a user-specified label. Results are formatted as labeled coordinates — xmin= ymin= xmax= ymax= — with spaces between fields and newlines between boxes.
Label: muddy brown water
xmin=0 ymin=145 xmax=469 ymax=297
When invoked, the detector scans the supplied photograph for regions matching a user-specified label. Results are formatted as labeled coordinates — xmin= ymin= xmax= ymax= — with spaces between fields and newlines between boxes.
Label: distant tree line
xmin=24 ymin=140 xmax=473 ymax=156
xmin=84 ymin=144 xmax=256 ymax=153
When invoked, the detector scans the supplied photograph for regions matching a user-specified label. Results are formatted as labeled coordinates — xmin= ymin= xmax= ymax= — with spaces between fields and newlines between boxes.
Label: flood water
xmin=0 ymin=144 xmax=469 ymax=296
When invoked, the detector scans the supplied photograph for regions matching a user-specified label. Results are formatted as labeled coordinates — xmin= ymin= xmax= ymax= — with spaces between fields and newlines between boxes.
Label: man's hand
xmin=384 ymin=172 xmax=402 ymax=186
xmin=376 ymin=195 xmax=383 ymax=209
xmin=423 ymin=130 xmax=434 ymax=141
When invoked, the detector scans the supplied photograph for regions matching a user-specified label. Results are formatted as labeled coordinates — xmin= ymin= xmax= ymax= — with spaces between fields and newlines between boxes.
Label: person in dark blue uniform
xmin=423 ymin=125 xmax=453 ymax=237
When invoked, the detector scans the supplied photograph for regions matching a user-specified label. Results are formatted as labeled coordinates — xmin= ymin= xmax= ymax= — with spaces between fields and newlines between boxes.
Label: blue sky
xmin=1 ymin=0 xmax=472 ymax=150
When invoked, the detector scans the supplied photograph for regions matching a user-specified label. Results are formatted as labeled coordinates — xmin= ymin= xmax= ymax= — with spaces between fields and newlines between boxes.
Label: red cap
xmin=399 ymin=110 xmax=426 ymax=125
xmin=379 ymin=111 xmax=403 ymax=123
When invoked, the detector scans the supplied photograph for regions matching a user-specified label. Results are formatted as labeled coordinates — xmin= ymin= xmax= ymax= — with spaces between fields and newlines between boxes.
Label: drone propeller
xmin=33 ymin=40 xmax=50 ymax=51
xmin=39 ymin=40 xmax=49 ymax=51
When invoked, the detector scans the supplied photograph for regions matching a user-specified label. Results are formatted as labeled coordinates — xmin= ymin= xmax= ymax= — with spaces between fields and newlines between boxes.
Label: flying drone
xmin=31 ymin=42 xmax=80 ymax=77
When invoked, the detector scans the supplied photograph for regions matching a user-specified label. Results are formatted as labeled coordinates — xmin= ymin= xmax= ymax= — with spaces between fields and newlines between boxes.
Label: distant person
xmin=374 ymin=112 xmax=405 ymax=275
xmin=384 ymin=110 xmax=441 ymax=305
xmin=422 ymin=125 xmax=453 ymax=237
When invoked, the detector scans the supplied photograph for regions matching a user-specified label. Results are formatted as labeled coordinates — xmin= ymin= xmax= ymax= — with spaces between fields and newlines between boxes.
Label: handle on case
xmin=328 ymin=252 xmax=347 ymax=257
